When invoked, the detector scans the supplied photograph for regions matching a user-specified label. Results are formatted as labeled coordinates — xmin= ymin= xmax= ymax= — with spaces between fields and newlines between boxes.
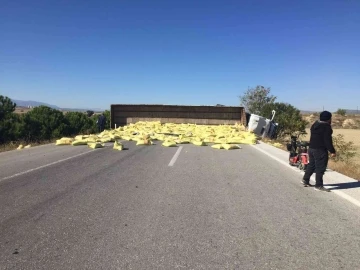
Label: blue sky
xmin=1 ymin=0 xmax=359 ymax=112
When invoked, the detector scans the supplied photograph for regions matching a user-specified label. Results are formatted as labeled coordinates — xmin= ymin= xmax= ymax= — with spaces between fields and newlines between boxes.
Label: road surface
xmin=0 ymin=142 xmax=360 ymax=270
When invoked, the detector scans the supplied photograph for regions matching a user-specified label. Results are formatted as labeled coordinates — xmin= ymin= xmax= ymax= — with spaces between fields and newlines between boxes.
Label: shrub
xmin=21 ymin=106 xmax=69 ymax=142
xmin=332 ymin=134 xmax=357 ymax=162
xmin=65 ymin=111 xmax=97 ymax=135
xmin=0 ymin=96 xmax=18 ymax=143
xmin=336 ymin=109 xmax=346 ymax=116
xmin=103 ymin=110 xmax=110 ymax=129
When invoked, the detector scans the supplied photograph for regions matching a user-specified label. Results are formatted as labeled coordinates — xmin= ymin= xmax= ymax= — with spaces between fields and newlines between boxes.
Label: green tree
xmin=0 ymin=96 xmax=18 ymax=143
xmin=65 ymin=112 xmax=97 ymax=135
xmin=0 ymin=95 xmax=16 ymax=121
xmin=261 ymin=102 xmax=308 ymax=138
xmin=103 ymin=110 xmax=110 ymax=129
xmin=21 ymin=106 xmax=69 ymax=141
xmin=239 ymin=85 xmax=276 ymax=115
xmin=336 ymin=109 xmax=346 ymax=116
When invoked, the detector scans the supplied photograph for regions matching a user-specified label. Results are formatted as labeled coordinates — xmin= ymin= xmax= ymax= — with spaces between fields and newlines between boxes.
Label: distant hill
xmin=12 ymin=99 xmax=103 ymax=112
xmin=300 ymin=110 xmax=319 ymax=114
xmin=344 ymin=109 xmax=360 ymax=115
xmin=12 ymin=99 xmax=60 ymax=109
xmin=61 ymin=107 xmax=103 ymax=113
xmin=300 ymin=109 xmax=359 ymax=115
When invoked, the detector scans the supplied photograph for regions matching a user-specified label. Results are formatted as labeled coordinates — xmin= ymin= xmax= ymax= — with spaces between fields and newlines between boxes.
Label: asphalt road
xmin=1 ymin=142 xmax=360 ymax=270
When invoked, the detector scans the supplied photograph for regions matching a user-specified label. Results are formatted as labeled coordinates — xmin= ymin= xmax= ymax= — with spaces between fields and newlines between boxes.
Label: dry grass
xmin=303 ymin=113 xmax=360 ymax=129
xmin=0 ymin=140 xmax=55 ymax=153
xmin=328 ymin=160 xmax=360 ymax=181
xmin=14 ymin=106 xmax=32 ymax=114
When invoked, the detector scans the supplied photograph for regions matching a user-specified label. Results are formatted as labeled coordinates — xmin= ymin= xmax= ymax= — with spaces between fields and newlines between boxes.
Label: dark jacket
xmin=309 ymin=120 xmax=336 ymax=154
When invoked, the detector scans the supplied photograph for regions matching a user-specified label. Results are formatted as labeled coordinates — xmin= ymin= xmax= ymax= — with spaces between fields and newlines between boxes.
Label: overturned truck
xmin=110 ymin=104 xmax=277 ymax=139
xmin=110 ymin=104 xmax=247 ymax=128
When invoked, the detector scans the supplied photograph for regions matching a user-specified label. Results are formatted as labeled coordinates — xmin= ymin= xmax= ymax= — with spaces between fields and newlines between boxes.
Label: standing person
xmin=302 ymin=111 xmax=336 ymax=192
xmin=97 ymin=113 xmax=106 ymax=133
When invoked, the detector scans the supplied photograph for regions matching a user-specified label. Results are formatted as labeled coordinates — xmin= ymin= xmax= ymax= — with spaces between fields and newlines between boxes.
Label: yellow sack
xmin=113 ymin=141 xmax=124 ymax=151
xmin=192 ymin=140 xmax=207 ymax=146
xmin=136 ymin=139 xmax=153 ymax=145
xmin=24 ymin=144 xmax=31 ymax=149
xmin=204 ymin=136 xmax=216 ymax=143
xmin=155 ymin=134 xmax=166 ymax=141
xmin=100 ymin=137 xmax=113 ymax=143
xmin=110 ymin=134 xmax=121 ymax=140
xmin=72 ymin=140 xmax=88 ymax=146
xmin=175 ymin=136 xmax=191 ymax=144
xmin=225 ymin=137 xmax=244 ymax=144
xmin=86 ymin=136 xmax=99 ymax=143
xmin=162 ymin=140 xmax=177 ymax=147
xmin=17 ymin=144 xmax=24 ymax=150
xmin=222 ymin=144 xmax=241 ymax=150
xmin=177 ymin=139 xmax=191 ymax=144
xmin=88 ymin=142 xmax=105 ymax=149
xmin=75 ymin=135 xmax=85 ymax=140
xmin=214 ymin=138 xmax=227 ymax=144
xmin=56 ymin=138 xmax=73 ymax=145
xmin=211 ymin=144 xmax=223 ymax=149
xmin=121 ymin=135 xmax=133 ymax=141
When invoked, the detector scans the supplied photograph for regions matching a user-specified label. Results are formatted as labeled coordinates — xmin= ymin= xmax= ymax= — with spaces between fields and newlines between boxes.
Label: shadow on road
xmin=325 ymin=182 xmax=360 ymax=190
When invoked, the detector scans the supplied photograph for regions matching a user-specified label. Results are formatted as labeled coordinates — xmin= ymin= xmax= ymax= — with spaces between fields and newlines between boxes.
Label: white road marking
xmin=0 ymin=150 xmax=95 ymax=182
xmin=168 ymin=146 xmax=183 ymax=166
xmin=250 ymin=144 xmax=360 ymax=209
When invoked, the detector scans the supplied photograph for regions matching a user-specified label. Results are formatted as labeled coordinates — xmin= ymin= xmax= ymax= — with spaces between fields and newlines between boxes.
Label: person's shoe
xmin=314 ymin=186 xmax=330 ymax=192
xmin=301 ymin=179 xmax=311 ymax=187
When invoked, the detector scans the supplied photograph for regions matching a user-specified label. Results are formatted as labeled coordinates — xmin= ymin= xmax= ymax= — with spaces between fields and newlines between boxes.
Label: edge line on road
xmin=250 ymin=144 xmax=360 ymax=209
xmin=0 ymin=150 xmax=96 ymax=182
xmin=168 ymin=146 xmax=183 ymax=166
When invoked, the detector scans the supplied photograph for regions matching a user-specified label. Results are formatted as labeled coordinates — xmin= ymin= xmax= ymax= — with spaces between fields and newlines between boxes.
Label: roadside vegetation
xmin=0 ymin=95 xmax=110 ymax=151
xmin=239 ymin=85 xmax=360 ymax=181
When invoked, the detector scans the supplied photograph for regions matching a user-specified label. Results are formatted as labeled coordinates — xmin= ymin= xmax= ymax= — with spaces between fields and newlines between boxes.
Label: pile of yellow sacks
xmin=55 ymin=121 xmax=258 ymax=150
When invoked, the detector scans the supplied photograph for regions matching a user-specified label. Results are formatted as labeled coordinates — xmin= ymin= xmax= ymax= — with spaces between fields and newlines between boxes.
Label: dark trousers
xmin=303 ymin=148 xmax=329 ymax=186
xmin=98 ymin=125 xmax=104 ymax=133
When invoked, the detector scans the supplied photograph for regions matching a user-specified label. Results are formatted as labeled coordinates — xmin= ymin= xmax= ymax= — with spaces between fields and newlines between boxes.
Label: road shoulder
xmin=251 ymin=141 xmax=360 ymax=208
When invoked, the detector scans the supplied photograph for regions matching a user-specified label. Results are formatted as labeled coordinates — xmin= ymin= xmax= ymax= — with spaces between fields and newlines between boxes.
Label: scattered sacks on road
xmin=55 ymin=121 xmax=257 ymax=151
